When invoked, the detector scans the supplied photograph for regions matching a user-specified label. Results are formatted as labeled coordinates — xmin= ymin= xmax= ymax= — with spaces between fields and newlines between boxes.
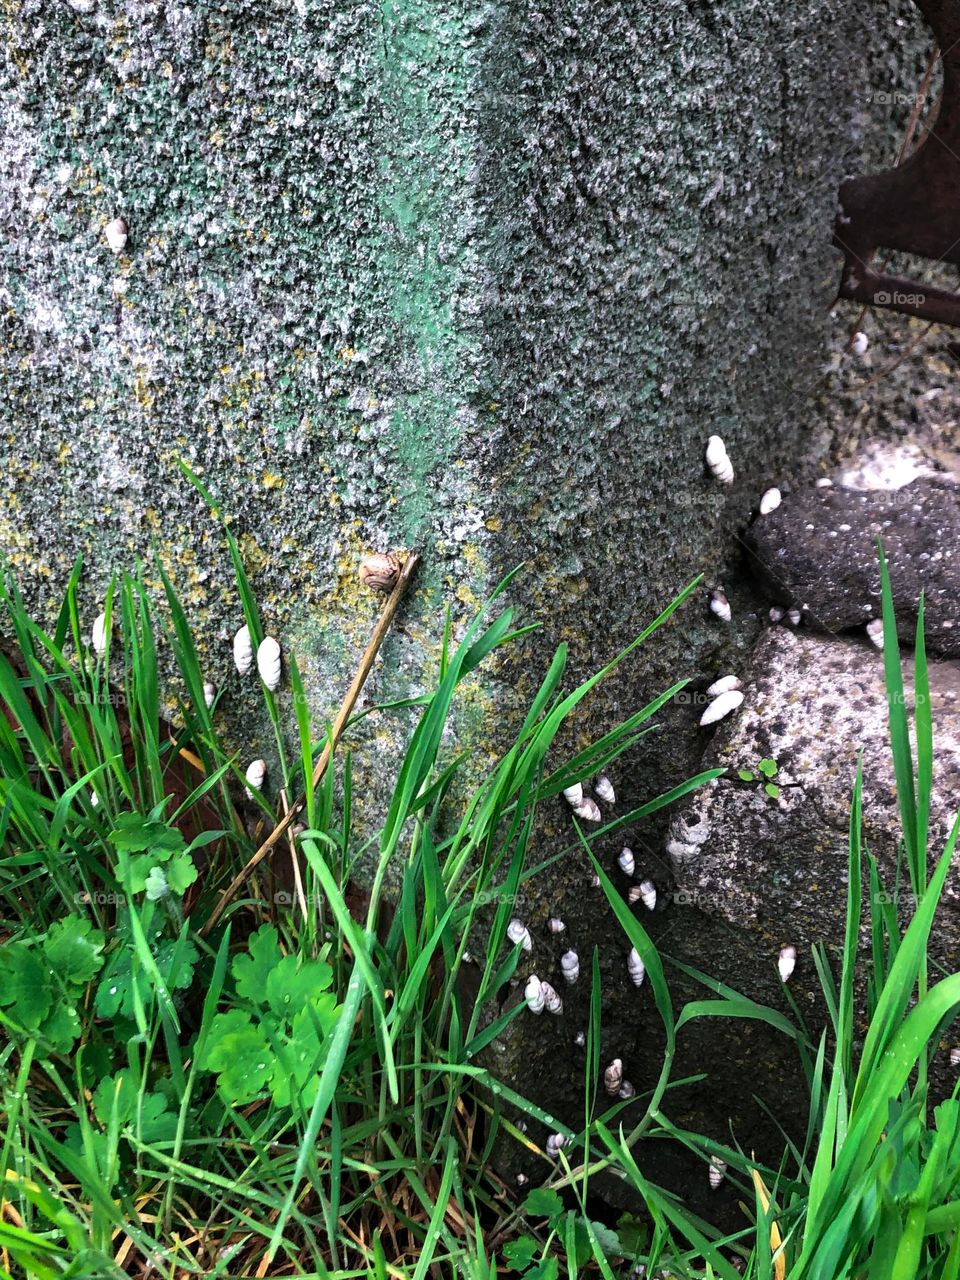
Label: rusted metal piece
xmin=834 ymin=0 xmax=960 ymax=326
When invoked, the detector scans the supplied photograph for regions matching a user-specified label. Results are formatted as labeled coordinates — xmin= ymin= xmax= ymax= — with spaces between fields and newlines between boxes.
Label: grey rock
xmin=745 ymin=479 xmax=960 ymax=656
xmin=670 ymin=624 xmax=960 ymax=1001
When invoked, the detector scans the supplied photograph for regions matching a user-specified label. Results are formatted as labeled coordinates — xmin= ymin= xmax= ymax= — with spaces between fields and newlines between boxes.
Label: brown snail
xmin=359 ymin=552 xmax=402 ymax=591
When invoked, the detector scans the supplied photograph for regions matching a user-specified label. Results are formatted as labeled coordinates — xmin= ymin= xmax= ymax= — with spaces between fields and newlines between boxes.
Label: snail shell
xmin=104 ymin=216 xmax=128 ymax=253
xmin=574 ymin=1030 xmax=586 ymax=1047
xmin=507 ymin=919 xmax=533 ymax=953
xmin=759 ymin=487 xmax=782 ymax=515
xmin=562 ymin=782 xmax=584 ymax=806
xmin=700 ymin=689 xmax=744 ymax=726
xmin=815 ymin=477 xmax=834 ymax=489
xmin=769 ymin=606 xmax=785 ymax=623
xmin=638 ymin=878 xmax=657 ymax=911
xmin=866 ymin=618 xmax=884 ymax=650
xmin=359 ymin=551 xmax=401 ymax=592
xmin=594 ymin=775 xmax=615 ymax=805
xmin=91 ymin=611 xmax=108 ymax=656
xmin=705 ymin=435 xmax=734 ymax=485
xmin=516 ymin=1173 xmax=528 ymax=1186
xmin=233 ymin=625 xmax=253 ymax=676
xmin=540 ymin=980 xmax=563 ymax=1015
xmin=524 ymin=975 xmax=545 ymax=1014
xmin=604 ymin=1058 xmax=623 ymax=1095
xmin=572 ymin=797 xmax=601 ymax=823
xmin=589 ymin=874 xmax=601 ymax=888
xmin=618 ymin=846 xmax=635 ymax=877
xmin=244 ymin=758 xmax=267 ymax=797
xmin=627 ymin=947 xmax=646 ymax=987
xmin=547 ymin=917 xmax=566 ymax=934
xmin=705 ymin=675 xmax=741 ymax=697
xmin=709 ymin=589 xmax=732 ymax=622
xmin=950 ymin=1047 xmax=960 ymax=1067
xmin=89 ymin=789 xmax=99 ymax=808
xmin=619 ymin=1080 xmax=636 ymax=1100
xmin=203 ymin=681 xmax=216 ymax=709
xmin=709 ymin=1156 xmax=727 ymax=1190
xmin=256 ymin=636 xmax=282 ymax=690
xmin=787 ymin=608 xmax=802 ymax=626
xmin=546 ymin=1133 xmax=566 ymax=1159
xmin=627 ymin=885 xmax=644 ymax=906
xmin=560 ymin=950 xmax=579 ymax=984
xmin=851 ymin=331 xmax=869 ymax=356
xmin=778 ymin=944 xmax=796 ymax=982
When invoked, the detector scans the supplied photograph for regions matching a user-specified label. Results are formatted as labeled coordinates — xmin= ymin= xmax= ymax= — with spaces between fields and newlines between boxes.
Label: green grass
xmin=1 ymin=527 xmax=959 ymax=1279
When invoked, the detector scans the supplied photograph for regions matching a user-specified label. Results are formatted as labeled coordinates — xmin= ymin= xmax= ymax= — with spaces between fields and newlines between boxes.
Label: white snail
xmin=256 ymin=636 xmax=282 ymax=690
xmin=233 ymin=624 xmax=253 ymax=676
xmin=705 ymin=675 xmax=741 ymax=697
xmin=604 ymin=1059 xmax=623 ymax=1095
xmin=572 ymin=797 xmax=601 ymax=823
xmin=778 ymin=944 xmax=797 ymax=982
xmin=541 ymin=980 xmax=562 ymax=1015
xmin=700 ymin=689 xmax=744 ymax=726
xmin=950 ymin=1047 xmax=960 ymax=1067
xmin=244 ymin=758 xmax=267 ymax=797
xmin=560 ymin=950 xmax=579 ymax=984
xmin=705 ymin=435 xmax=734 ymax=484
xmin=524 ymin=975 xmax=545 ymax=1014
xmin=91 ymin=611 xmax=108 ymax=656
xmin=618 ymin=847 xmax=636 ymax=877
xmin=103 ymin=216 xmax=128 ymax=254
xmin=709 ymin=1156 xmax=727 ymax=1189
xmin=759 ymin=487 xmax=782 ymax=515
xmin=815 ymin=477 xmax=834 ymax=489
xmin=547 ymin=917 xmax=566 ymax=934
xmin=638 ymin=878 xmax=657 ymax=911
xmin=594 ymin=775 xmax=615 ymax=804
xmin=787 ymin=608 xmax=802 ymax=626
xmin=709 ymin=588 xmax=732 ymax=622
xmin=562 ymin=782 xmax=584 ymax=806
xmin=203 ymin=681 xmax=216 ymax=709
xmin=546 ymin=1133 xmax=566 ymax=1159
xmin=851 ymin=331 xmax=869 ymax=356
xmin=619 ymin=1080 xmax=636 ymax=1100
xmin=769 ymin=606 xmax=785 ymax=623
xmin=507 ymin=919 xmax=533 ymax=953
xmin=866 ymin=619 xmax=884 ymax=650
xmin=627 ymin=947 xmax=646 ymax=987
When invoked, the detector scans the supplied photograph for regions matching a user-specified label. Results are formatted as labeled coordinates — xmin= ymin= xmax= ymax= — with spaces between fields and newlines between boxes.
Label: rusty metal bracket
xmin=834 ymin=0 xmax=960 ymax=326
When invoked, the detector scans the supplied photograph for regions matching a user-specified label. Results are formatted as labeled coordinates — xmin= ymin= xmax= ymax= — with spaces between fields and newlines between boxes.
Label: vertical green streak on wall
xmin=376 ymin=0 xmax=477 ymax=543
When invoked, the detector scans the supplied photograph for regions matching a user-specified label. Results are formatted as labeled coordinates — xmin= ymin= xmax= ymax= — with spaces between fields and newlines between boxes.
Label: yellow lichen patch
xmin=57 ymin=442 xmax=71 ymax=464
xmin=237 ymin=533 xmax=268 ymax=576
xmin=262 ymin=471 xmax=284 ymax=491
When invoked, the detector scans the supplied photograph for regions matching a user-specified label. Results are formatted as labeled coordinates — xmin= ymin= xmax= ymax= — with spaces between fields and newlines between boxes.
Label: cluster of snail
xmin=561 ymin=773 xmax=614 ymax=825
xmin=86 ymin=552 xmax=401 ymax=807
xmin=699 ymin=675 xmax=743 ymax=728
